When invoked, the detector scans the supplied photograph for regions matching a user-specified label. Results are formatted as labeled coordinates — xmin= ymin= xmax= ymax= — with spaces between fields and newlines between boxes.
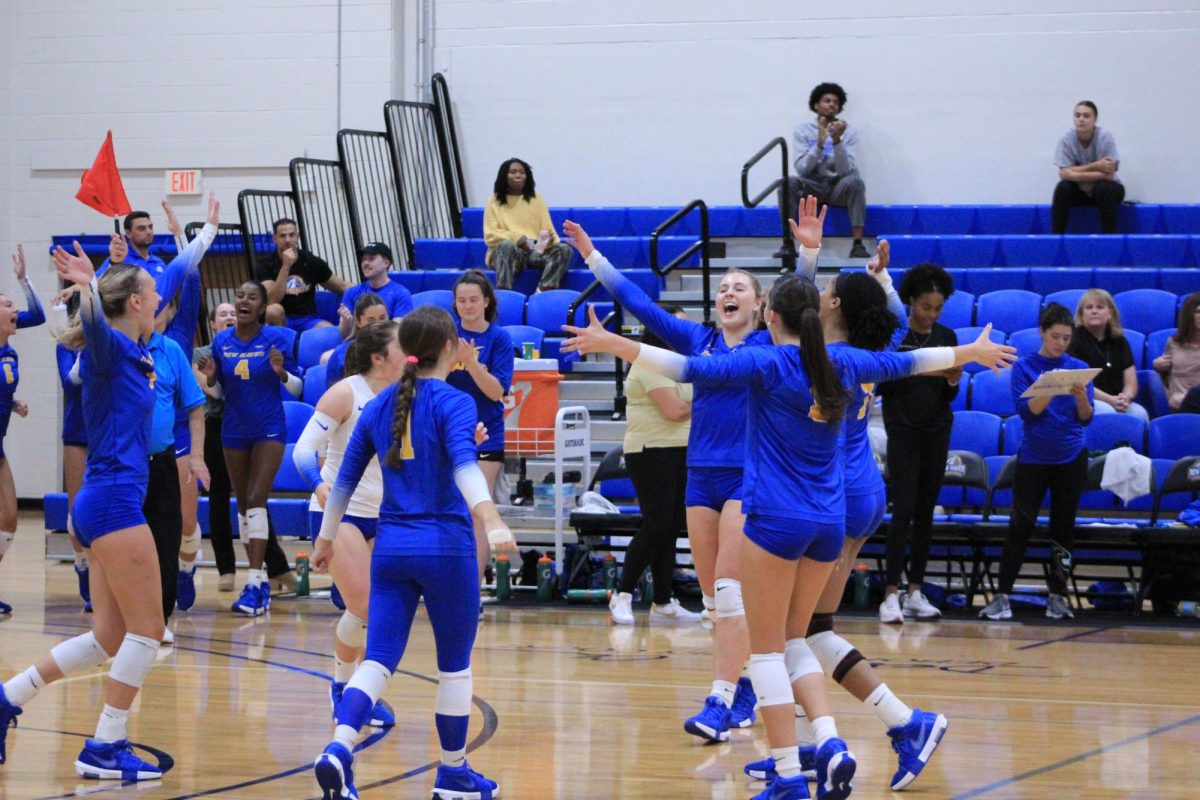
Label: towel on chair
xmin=1101 ymin=446 xmax=1152 ymax=504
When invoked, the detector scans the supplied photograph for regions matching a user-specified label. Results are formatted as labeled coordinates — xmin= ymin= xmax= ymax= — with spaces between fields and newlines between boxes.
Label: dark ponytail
xmin=769 ymin=276 xmax=849 ymax=424
xmin=386 ymin=306 xmax=458 ymax=467
xmin=346 ymin=319 xmax=399 ymax=376
xmin=834 ymin=272 xmax=899 ymax=351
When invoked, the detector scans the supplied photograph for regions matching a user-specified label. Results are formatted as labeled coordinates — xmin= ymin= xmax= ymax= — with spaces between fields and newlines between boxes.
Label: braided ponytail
xmin=386 ymin=306 xmax=458 ymax=467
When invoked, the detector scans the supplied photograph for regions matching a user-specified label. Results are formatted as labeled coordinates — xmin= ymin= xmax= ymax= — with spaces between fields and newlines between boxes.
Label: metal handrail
xmin=649 ymin=199 xmax=711 ymax=324
xmin=741 ymin=136 xmax=794 ymax=266
xmin=566 ymin=285 xmax=625 ymax=418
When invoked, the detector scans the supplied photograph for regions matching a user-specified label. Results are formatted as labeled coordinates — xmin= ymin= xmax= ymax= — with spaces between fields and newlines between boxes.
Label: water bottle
xmin=295 ymin=552 xmax=310 ymax=597
xmin=495 ymin=555 xmax=511 ymax=601
xmin=536 ymin=556 xmax=554 ymax=601
xmin=566 ymin=589 xmax=611 ymax=603
xmin=852 ymin=562 xmax=870 ymax=610
xmin=641 ymin=568 xmax=654 ymax=608
xmin=1178 ymin=600 xmax=1200 ymax=618
xmin=602 ymin=553 xmax=617 ymax=591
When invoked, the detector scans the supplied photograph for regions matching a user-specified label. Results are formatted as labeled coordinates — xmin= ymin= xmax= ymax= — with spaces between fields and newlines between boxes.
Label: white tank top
xmin=309 ymin=374 xmax=383 ymax=518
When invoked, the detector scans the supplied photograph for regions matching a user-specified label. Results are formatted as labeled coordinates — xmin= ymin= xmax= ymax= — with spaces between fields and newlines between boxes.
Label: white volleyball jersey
xmin=309 ymin=374 xmax=383 ymax=518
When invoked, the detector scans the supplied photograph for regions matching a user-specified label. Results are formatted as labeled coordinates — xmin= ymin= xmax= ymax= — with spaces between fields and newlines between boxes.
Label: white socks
xmin=795 ymin=706 xmax=816 ymax=746
xmin=711 ymin=679 xmax=737 ymax=708
xmin=867 ymin=683 xmax=913 ymax=730
xmin=811 ymin=715 xmax=839 ymax=748
xmin=94 ymin=704 xmax=129 ymax=743
xmin=333 ymin=656 xmax=357 ymax=684
xmin=772 ymin=746 xmax=802 ymax=779
xmin=248 ymin=568 xmax=266 ymax=588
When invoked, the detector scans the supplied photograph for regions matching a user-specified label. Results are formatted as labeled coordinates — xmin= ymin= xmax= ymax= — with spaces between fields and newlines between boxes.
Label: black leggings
xmin=1051 ymin=179 xmax=1125 ymax=234
xmin=146 ymin=449 xmax=182 ymax=621
xmin=998 ymin=449 xmax=1088 ymax=595
xmin=884 ymin=424 xmax=950 ymax=589
xmin=620 ymin=447 xmax=687 ymax=603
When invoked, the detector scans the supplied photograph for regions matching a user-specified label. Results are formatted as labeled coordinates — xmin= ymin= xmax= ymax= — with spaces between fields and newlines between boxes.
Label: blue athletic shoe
xmin=730 ymin=676 xmax=757 ymax=728
xmin=314 ymin=742 xmax=358 ymax=799
xmin=744 ymin=745 xmax=818 ymax=781
xmin=888 ymin=709 xmax=948 ymax=790
xmin=232 ymin=583 xmax=259 ymax=616
xmin=0 ymin=600 xmax=10 ymax=615
xmin=751 ymin=772 xmax=811 ymax=799
xmin=74 ymin=738 xmax=163 ymax=780
xmin=176 ymin=566 xmax=197 ymax=612
xmin=330 ymin=582 xmax=345 ymax=611
xmin=76 ymin=565 xmax=91 ymax=610
xmin=368 ymin=697 xmax=395 ymax=728
xmin=431 ymin=761 xmax=499 ymax=799
xmin=815 ymin=738 xmax=856 ymax=800
xmin=0 ymin=684 xmax=22 ymax=764
xmin=684 ymin=695 xmax=731 ymax=743
xmin=329 ymin=681 xmax=346 ymax=721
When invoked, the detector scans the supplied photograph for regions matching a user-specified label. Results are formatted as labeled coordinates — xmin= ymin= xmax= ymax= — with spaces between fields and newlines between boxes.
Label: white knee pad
xmin=107 ymin=633 xmax=159 ymax=689
xmin=435 ymin=667 xmax=473 ymax=717
xmin=50 ymin=632 xmax=111 ymax=676
xmin=237 ymin=513 xmax=249 ymax=544
xmin=346 ymin=659 xmax=391 ymax=704
xmin=747 ymin=653 xmax=792 ymax=708
xmin=785 ymin=637 xmax=823 ymax=683
xmin=246 ymin=507 xmax=269 ymax=541
xmin=808 ymin=631 xmax=862 ymax=682
xmin=336 ymin=612 xmax=368 ymax=650
xmin=714 ymin=578 xmax=744 ymax=620
xmin=702 ymin=593 xmax=716 ymax=613
xmin=0 ymin=530 xmax=13 ymax=556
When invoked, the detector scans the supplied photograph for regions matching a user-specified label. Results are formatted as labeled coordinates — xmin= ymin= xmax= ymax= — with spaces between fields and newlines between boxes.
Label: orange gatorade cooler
xmin=504 ymin=359 xmax=563 ymax=455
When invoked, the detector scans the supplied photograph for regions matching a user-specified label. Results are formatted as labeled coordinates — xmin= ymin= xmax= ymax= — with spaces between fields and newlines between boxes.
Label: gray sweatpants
xmin=491 ymin=240 xmax=572 ymax=290
xmin=780 ymin=174 xmax=867 ymax=231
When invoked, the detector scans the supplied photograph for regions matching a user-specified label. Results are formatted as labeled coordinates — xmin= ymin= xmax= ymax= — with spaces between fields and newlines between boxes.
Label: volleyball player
xmin=310 ymin=306 xmax=514 ymax=800
xmin=56 ymin=297 xmax=91 ymax=611
xmin=196 ymin=281 xmax=303 ymax=616
xmin=561 ymin=218 xmax=822 ymax=740
xmin=0 ymin=245 xmax=45 ymax=616
xmin=1 ymin=244 xmax=166 ymax=779
xmin=447 ymin=269 xmax=514 ymax=587
xmin=326 ymin=293 xmax=389 ymax=389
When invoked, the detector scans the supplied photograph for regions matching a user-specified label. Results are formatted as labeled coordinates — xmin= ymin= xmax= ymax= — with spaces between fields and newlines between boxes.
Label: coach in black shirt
xmin=253 ymin=217 xmax=348 ymax=332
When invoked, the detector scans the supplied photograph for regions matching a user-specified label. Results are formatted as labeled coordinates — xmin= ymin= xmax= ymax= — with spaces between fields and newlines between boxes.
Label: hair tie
xmin=405 ymin=355 xmax=419 ymax=364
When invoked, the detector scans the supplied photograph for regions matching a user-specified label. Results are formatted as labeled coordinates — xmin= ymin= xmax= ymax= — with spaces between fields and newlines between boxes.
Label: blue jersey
xmin=1013 ymin=352 xmax=1094 ymax=464
xmin=148 ymin=333 xmax=205 ymax=454
xmin=446 ymin=322 xmax=513 ymax=453
xmin=78 ymin=299 xmax=157 ymax=489
xmin=335 ymin=379 xmax=479 ymax=557
xmin=211 ymin=325 xmax=298 ymax=440
xmin=57 ymin=344 xmax=87 ymax=445
xmin=325 ymin=338 xmax=351 ymax=390
xmin=340 ymin=278 xmax=414 ymax=320
xmin=0 ymin=283 xmax=46 ymax=440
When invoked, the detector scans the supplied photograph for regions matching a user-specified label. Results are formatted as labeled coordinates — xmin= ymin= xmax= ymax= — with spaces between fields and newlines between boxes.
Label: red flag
xmin=75 ymin=131 xmax=132 ymax=217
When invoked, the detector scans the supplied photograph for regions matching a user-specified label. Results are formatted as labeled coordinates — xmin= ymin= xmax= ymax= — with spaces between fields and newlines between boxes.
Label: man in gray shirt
xmin=1052 ymin=100 xmax=1124 ymax=234
xmin=779 ymin=82 xmax=870 ymax=258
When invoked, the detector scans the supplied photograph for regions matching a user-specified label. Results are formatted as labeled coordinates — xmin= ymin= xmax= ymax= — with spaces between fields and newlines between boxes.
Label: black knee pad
xmin=832 ymin=649 xmax=865 ymax=685
xmin=806 ymin=612 xmax=835 ymax=638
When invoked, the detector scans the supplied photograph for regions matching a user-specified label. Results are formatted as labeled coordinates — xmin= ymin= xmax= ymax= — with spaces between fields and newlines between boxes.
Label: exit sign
xmin=165 ymin=169 xmax=202 ymax=195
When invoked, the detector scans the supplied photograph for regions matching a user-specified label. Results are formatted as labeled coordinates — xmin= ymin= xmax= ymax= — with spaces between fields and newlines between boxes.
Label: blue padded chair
xmin=314 ymin=291 xmax=341 ymax=325
xmin=949 ymin=373 xmax=970 ymax=412
xmin=970 ymin=369 xmax=1015 ymax=416
xmin=1159 ymin=206 xmax=1200 ymax=236
xmin=297 ymin=325 xmax=344 ymax=369
xmin=1145 ymin=329 xmax=1175 ymax=365
xmin=1044 ymin=288 xmax=1087 ymax=313
xmin=977 ymin=290 xmax=1042 ymax=333
xmin=1125 ymin=235 xmax=1191 ymax=266
xmin=1002 ymin=414 xmax=1024 ymax=456
xmin=420 ymin=271 xmax=463 ymax=291
xmin=1124 ymin=458 xmax=1173 ymax=514
xmin=389 ymin=271 xmax=424 ymax=293
xmin=885 ymin=236 xmax=939 ymax=267
xmin=570 ymin=207 xmax=629 ymax=237
xmin=916 ymin=206 xmax=977 ymax=235
xmin=460 ymin=208 xmax=485 ymax=238
xmin=1124 ymin=329 xmax=1146 ymax=370
xmin=949 ymin=410 xmax=1003 ymax=457
xmin=1136 ymin=369 xmax=1172 ymax=419
xmin=1093 ymin=268 xmax=1159 ymax=296
xmin=1157 ymin=268 xmax=1196 ymax=296
xmin=1149 ymin=415 xmax=1200 ymax=461
xmin=1008 ymin=328 xmax=1042 ymax=358
xmin=1085 ymin=413 xmax=1147 ymax=455
xmin=972 ymin=455 xmax=1012 ymax=509
xmin=973 ymin=205 xmax=1038 ymax=235
xmin=939 ymin=236 xmax=998 ymax=268
xmin=1029 ymin=267 xmax=1094 ymax=294
xmin=302 ymin=363 xmax=327 ymax=405
xmin=955 ymin=326 xmax=1007 ymax=374
xmin=282 ymin=401 xmax=315 ymax=444
xmin=494 ymin=289 xmax=527 ymax=327
xmin=959 ymin=268 xmax=1025 ymax=296
xmin=274 ymin=443 xmax=310 ymax=492
xmin=413 ymin=239 xmax=468 ymax=270
xmin=998 ymin=236 xmax=1061 ymax=267
xmin=1150 ymin=457 xmax=1200 ymax=522
xmin=597 ymin=237 xmax=646 ymax=268
xmin=1062 ymin=236 xmax=1123 ymax=267
xmin=503 ymin=325 xmax=545 ymax=357
xmin=939 ymin=290 xmax=976 ymax=329
xmin=525 ymin=289 xmax=582 ymax=336
xmin=1115 ymin=289 xmax=1178 ymax=335
xmin=626 ymin=207 xmax=681 ymax=236
xmin=411 ymin=289 xmax=455 ymax=315
xmin=869 ymin=206 xmax=918 ymax=237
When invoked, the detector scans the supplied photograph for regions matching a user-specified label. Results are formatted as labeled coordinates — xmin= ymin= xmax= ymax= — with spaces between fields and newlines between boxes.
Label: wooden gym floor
xmin=2 ymin=512 xmax=1200 ymax=799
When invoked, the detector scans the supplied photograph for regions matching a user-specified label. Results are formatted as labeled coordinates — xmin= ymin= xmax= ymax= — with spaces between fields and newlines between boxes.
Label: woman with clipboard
xmin=980 ymin=303 xmax=1094 ymax=622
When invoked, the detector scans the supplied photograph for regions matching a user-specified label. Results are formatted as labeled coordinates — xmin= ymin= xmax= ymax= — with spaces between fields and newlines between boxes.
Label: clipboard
xmin=1019 ymin=368 xmax=1102 ymax=399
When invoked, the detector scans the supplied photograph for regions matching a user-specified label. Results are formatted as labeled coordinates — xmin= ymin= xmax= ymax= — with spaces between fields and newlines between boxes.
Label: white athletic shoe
xmin=650 ymin=597 xmax=702 ymax=622
xmin=903 ymin=590 xmax=942 ymax=620
xmin=879 ymin=592 xmax=905 ymax=624
xmin=609 ymin=591 xmax=635 ymax=625
xmin=160 ymin=627 xmax=175 ymax=646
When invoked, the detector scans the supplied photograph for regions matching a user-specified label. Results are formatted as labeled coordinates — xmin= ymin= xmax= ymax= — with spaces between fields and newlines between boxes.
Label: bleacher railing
xmin=288 ymin=157 xmax=359 ymax=285
xmin=649 ymin=199 xmax=712 ymax=325
xmin=431 ymin=72 xmax=468 ymax=214
xmin=184 ymin=221 xmax=251 ymax=345
xmin=236 ymin=187 xmax=298 ymax=279
xmin=384 ymin=99 xmax=461 ymax=264
xmin=741 ymin=136 xmax=793 ymax=269
xmin=567 ymin=287 xmax=626 ymax=419
xmin=337 ymin=129 xmax=410 ymax=269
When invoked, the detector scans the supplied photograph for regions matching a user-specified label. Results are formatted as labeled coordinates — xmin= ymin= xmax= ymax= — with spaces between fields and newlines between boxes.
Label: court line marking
xmin=948 ymin=712 xmax=1200 ymax=799
xmin=1015 ymin=624 xmax=1117 ymax=650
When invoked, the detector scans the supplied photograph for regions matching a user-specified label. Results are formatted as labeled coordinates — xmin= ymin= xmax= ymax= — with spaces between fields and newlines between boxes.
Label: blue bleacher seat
xmin=1145 ymin=329 xmax=1175 ymax=365
xmin=1159 ymin=206 xmax=1200 ymax=235
xmin=1148 ymin=415 xmax=1200 ymax=461
xmin=939 ymin=291 xmax=975 ymax=328
xmin=461 ymin=208 xmax=484 ymax=238
xmin=314 ymin=291 xmax=341 ymax=325
xmin=949 ymin=410 xmax=1003 ymax=456
xmin=599 ymin=237 xmax=646 ymax=268
xmin=938 ymin=236 xmax=996 ymax=268
xmin=1062 ymin=236 xmax=1123 ymax=267
xmin=465 ymin=240 xmax=489 ymax=268
xmin=959 ymin=267 xmax=1025 ymax=296
xmin=419 ymin=271 xmax=461 ymax=291
xmin=1128 ymin=205 xmax=1165 ymax=234
xmin=967 ymin=455 xmax=1010 ymax=508
xmin=999 ymin=236 xmax=1061 ymax=267
xmin=503 ymin=325 xmax=545 ymax=357
xmin=950 ymin=373 xmax=970 ymax=412
xmin=973 ymin=205 xmax=1038 ymax=235
xmin=1029 ymin=267 xmax=1094 ymax=294
xmin=708 ymin=206 xmax=745 ymax=238
xmin=1002 ymin=415 xmax=1024 ymax=455
xmin=884 ymin=235 xmax=939 ymax=267
xmin=1114 ymin=289 xmax=1178 ymax=334
xmin=1008 ymin=327 xmax=1042 ymax=358
xmin=414 ymin=239 xmax=468 ymax=270
xmin=274 ymin=443 xmax=310 ymax=492
xmin=1094 ymin=268 xmax=1159 ymax=296
xmin=626 ymin=207 xmax=681 ymax=236
xmin=494 ymin=289 xmax=527 ymax=327
xmin=743 ymin=207 xmax=784 ymax=236
xmin=526 ymin=289 xmax=582 ymax=336
xmin=652 ymin=236 xmax=701 ymax=269
xmin=1125 ymin=235 xmax=1191 ymax=266
xmin=1156 ymin=268 xmax=1196 ymax=296
xmin=297 ymin=325 xmax=344 ymax=368
xmin=570 ymin=207 xmax=629 ymax=237
xmin=389 ymin=271 xmax=424 ymax=293
xmin=1136 ymin=369 xmax=1172 ymax=419
xmin=1043 ymin=288 xmax=1086 ymax=313
xmin=1085 ymin=414 xmax=1147 ymax=454
xmin=916 ymin=206 xmax=977 ymax=236
xmin=955 ymin=326 xmax=1008 ymax=374
xmin=411 ymin=289 xmax=455 ymax=315
xmin=870 ymin=206 xmax=918 ymax=237
xmin=1124 ymin=329 xmax=1146 ymax=370
xmin=282 ymin=401 xmax=315 ymax=444
xmin=547 ymin=207 xmax=576 ymax=235
xmin=302 ymin=363 xmax=327 ymax=405
xmin=977 ymin=289 xmax=1042 ymax=333
xmin=970 ymin=369 xmax=1015 ymax=416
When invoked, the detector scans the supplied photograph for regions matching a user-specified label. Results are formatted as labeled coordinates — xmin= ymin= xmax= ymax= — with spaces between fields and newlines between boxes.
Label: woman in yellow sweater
xmin=483 ymin=158 xmax=572 ymax=291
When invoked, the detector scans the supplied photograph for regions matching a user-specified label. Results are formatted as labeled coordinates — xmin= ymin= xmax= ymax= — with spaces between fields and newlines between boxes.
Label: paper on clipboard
xmin=1019 ymin=368 xmax=1102 ymax=398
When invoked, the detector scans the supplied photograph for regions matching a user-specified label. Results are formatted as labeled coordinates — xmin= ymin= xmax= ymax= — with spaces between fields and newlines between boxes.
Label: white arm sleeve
xmin=909 ymin=346 xmax=956 ymax=374
xmin=294 ymin=410 xmax=340 ymax=490
xmin=796 ymin=245 xmax=820 ymax=281
xmin=284 ymin=371 xmax=303 ymax=397
xmin=454 ymin=462 xmax=492 ymax=509
xmin=317 ymin=488 xmax=350 ymax=541
xmin=68 ymin=352 xmax=83 ymax=385
xmin=633 ymin=343 xmax=688 ymax=382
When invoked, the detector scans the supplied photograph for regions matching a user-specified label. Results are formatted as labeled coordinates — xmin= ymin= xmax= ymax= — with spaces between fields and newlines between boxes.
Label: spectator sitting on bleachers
xmin=1068 ymin=289 xmax=1147 ymax=422
xmin=254 ymin=217 xmax=348 ymax=333
xmin=778 ymin=82 xmax=869 ymax=258
xmin=980 ymin=303 xmax=1094 ymax=623
xmin=1052 ymin=101 xmax=1124 ymax=234
xmin=484 ymin=158 xmax=571 ymax=291
xmin=337 ymin=242 xmax=413 ymax=339
xmin=1153 ymin=292 xmax=1200 ymax=414
xmin=876 ymin=264 xmax=961 ymax=624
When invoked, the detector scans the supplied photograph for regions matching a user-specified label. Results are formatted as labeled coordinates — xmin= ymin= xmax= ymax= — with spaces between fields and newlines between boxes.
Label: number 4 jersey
xmin=210 ymin=325 xmax=298 ymax=441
